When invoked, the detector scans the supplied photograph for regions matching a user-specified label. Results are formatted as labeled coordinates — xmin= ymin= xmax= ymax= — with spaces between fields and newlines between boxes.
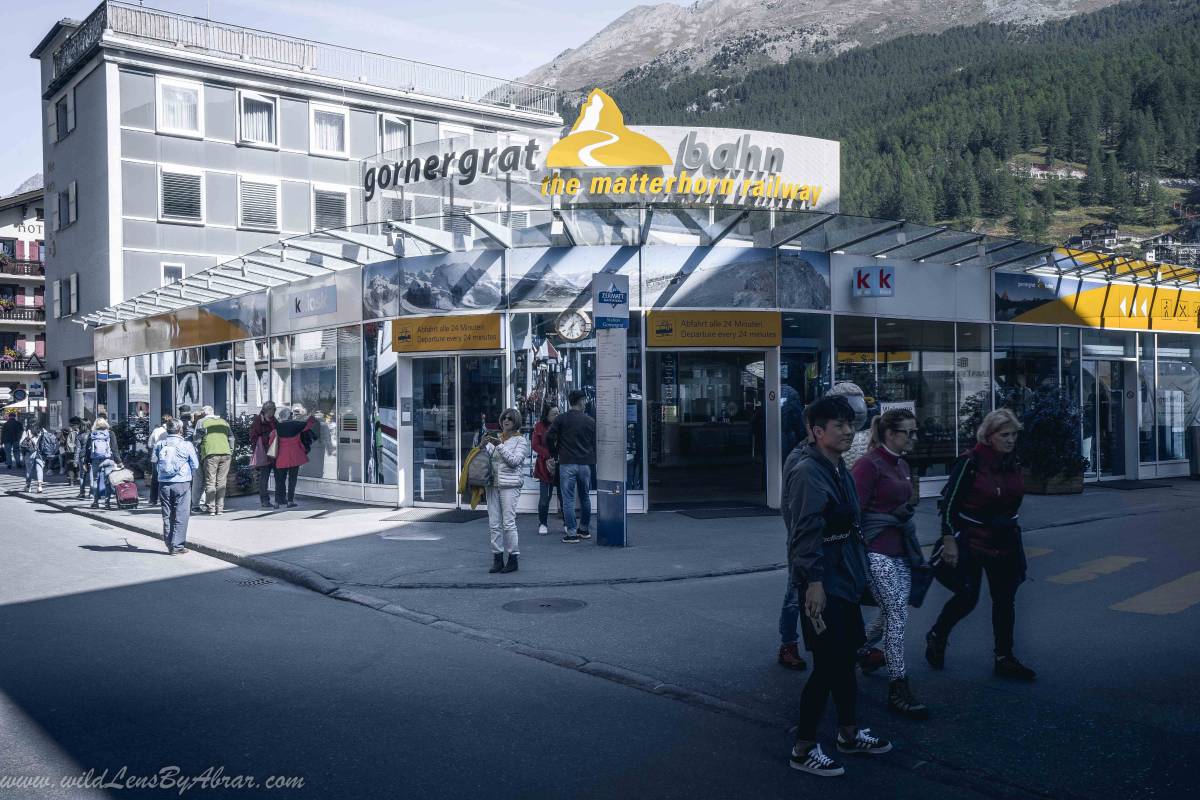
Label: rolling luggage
xmin=114 ymin=480 xmax=139 ymax=509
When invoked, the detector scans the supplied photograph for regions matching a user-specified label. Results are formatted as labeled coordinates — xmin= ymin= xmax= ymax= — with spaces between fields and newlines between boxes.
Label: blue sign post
xmin=592 ymin=273 xmax=629 ymax=547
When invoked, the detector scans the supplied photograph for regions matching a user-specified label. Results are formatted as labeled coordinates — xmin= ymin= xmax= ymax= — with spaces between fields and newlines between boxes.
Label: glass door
xmin=411 ymin=354 xmax=505 ymax=507
xmin=412 ymin=357 xmax=457 ymax=504
xmin=1083 ymin=359 xmax=1126 ymax=478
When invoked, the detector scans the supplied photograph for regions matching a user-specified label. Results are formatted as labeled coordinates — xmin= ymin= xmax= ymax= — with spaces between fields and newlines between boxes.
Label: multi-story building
xmin=0 ymin=187 xmax=47 ymax=408
xmin=32 ymin=0 xmax=558 ymax=423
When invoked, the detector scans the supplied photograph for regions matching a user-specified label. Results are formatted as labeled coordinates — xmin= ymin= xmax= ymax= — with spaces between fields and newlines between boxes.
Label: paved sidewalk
xmin=4 ymin=469 xmax=1197 ymax=591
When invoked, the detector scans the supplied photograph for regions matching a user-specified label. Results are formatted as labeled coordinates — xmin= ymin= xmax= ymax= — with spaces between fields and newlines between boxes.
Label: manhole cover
xmin=226 ymin=577 xmax=276 ymax=587
xmin=502 ymin=598 xmax=587 ymax=614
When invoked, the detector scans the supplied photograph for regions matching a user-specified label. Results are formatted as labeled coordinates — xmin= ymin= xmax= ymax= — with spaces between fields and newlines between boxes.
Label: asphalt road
xmin=1 ymin=493 xmax=1003 ymax=800
xmin=2 ymin=486 xmax=1198 ymax=798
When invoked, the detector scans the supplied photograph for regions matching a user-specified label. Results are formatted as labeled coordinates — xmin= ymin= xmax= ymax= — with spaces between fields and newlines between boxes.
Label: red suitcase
xmin=115 ymin=480 xmax=139 ymax=509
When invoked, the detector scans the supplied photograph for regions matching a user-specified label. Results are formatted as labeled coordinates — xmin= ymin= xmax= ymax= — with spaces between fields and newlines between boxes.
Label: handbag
xmin=266 ymin=435 xmax=279 ymax=459
xmin=929 ymin=533 xmax=970 ymax=594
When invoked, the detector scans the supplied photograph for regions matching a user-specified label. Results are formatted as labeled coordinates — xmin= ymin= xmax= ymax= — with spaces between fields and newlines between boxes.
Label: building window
xmin=310 ymin=103 xmax=348 ymax=157
xmin=52 ymin=280 xmax=60 ymax=319
xmin=35 ymin=208 xmax=44 ymax=221
xmin=379 ymin=113 xmax=408 ymax=153
xmin=156 ymin=76 xmax=204 ymax=137
xmin=56 ymin=181 xmax=77 ymax=230
xmin=0 ymin=239 xmax=14 ymax=258
xmin=55 ymin=88 xmax=75 ymax=141
xmin=54 ymin=273 xmax=79 ymax=318
xmin=440 ymin=123 xmax=472 ymax=146
xmin=238 ymin=90 xmax=277 ymax=147
xmin=238 ymin=175 xmax=280 ymax=231
xmin=159 ymin=166 xmax=205 ymax=224
xmin=161 ymin=263 xmax=184 ymax=286
xmin=312 ymin=186 xmax=349 ymax=230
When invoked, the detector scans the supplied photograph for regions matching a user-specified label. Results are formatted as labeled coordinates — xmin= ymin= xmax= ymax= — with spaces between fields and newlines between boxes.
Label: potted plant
xmin=224 ymin=415 xmax=258 ymax=497
xmin=1002 ymin=387 xmax=1089 ymax=494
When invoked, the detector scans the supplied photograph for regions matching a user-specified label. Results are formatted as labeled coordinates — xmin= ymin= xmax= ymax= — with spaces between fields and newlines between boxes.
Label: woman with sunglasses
xmin=851 ymin=407 xmax=930 ymax=719
xmin=482 ymin=408 xmax=530 ymax=574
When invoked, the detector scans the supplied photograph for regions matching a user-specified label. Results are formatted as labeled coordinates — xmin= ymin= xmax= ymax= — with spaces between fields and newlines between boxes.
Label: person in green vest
xmin=196 ymin=404 xmax=234 ymax=515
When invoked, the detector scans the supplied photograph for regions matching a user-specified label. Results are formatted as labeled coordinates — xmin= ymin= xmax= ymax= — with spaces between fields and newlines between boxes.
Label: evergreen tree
xmin=1082 ymin=144 xmax=1105 ymax=205
xmin=1103 ymin=152 xmax=1123 ymax=207
xmin=1144 ymin=179 xmax=1171 ymax=227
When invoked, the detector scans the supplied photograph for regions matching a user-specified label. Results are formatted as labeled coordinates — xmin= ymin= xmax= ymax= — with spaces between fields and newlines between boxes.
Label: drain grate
xmin=226 ymin=577 xmax=276 ymax=587
xmin=502 ymin=598 xmax=587 ymax=614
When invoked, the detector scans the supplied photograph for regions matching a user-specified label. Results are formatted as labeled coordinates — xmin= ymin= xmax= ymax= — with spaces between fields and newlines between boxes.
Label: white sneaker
xmin=537 ymin=524 xmax=549 ymax=535
xmin=789 ymin=743 xmax=844 ymax=777
xmin=836 ymin=728 xmax=892 ymax=755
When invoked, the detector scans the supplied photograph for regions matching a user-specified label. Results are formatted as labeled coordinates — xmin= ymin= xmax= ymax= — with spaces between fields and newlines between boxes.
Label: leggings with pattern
xmin=865 ymin=553 xmax=911 ymax=680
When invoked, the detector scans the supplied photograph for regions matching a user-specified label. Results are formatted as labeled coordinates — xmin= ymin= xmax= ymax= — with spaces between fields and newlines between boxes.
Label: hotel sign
xmin=391 ymin=314 xmax=501 ymax=353
xmin=646 ymin=311 xmax=781 ymax=348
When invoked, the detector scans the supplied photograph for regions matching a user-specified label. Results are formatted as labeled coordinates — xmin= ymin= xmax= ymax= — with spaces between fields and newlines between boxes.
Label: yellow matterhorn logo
xmin=546 ymin=89 xmax=672 ymax=169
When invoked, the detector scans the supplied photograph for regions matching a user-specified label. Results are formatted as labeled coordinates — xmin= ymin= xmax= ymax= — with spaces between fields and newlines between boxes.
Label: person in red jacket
xmin=267 ymin=407 xmax=313 ymax=508
xmin=926 ymin=408 xmax=1035 ymax=682
xmin=530 ymin=404 xmax=561 ymax=535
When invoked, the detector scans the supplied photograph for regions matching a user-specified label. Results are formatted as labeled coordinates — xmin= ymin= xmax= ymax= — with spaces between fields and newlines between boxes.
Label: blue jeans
xmin=24 ymin=456 xmax=44 ymax=488
xmin=91 ymin=456 xmax=110 ymax=501
xmin=537 ymin=479 xmax=561 ymax=527
xmin=4 ymin=442 xmax=22 ymax=468
xmin=779 ymin=577 xmax=800 ymax=646
xmin=559 ymin=463 xmax=592 ymax=535
xmin=160 ymin=481 xmax=191 ymax=551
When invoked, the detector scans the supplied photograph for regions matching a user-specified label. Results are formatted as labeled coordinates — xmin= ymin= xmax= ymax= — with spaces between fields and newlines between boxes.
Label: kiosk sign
xmin=593 ymin=275 xmax=629 ymax=330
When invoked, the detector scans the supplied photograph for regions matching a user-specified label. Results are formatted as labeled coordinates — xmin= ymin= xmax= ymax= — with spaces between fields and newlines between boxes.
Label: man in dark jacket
xmin=3 ymin=413 xmax=23 ymax=469
xmin=784 ymin=395 xmax=892 ymax=778
xmin=546 ymin=390 xmax=596 ymax=543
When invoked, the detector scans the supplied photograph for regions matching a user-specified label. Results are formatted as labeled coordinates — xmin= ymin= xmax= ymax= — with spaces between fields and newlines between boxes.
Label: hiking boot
xmin=888 ymin=677 xmax=930 ymax=720
xmin=488 ymin=554 xmax=505 ymax=574
xmin=561 ymin=533 xmax=581 ymax=543
xmin=925 ymin=630 xmax=947 ymax=669
xmin=777 ymin=643 xmax=808 ymax=671
xmin=836 ymin=728 xmax=892 ymax=755
xmin=858 ymin=647 xmax=886 ymax=674
xmin=994 ymin=655 xmax=1036 ymax=682
xmin=500 ymin=554 xmax=519 ymax=573
xmin=789 ymin=743 xmax=844 ymax=777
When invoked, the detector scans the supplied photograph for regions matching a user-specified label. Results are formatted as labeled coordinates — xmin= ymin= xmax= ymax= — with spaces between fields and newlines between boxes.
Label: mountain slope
xmin=602 ymin=0 xmax=1200 ymax=235
xmin=523 ymin=0 xmax=1122 ymax=91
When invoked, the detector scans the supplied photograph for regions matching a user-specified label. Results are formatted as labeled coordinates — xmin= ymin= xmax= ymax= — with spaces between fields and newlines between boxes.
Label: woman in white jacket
xmin=483 ymin=407 xmax=530 ymax=574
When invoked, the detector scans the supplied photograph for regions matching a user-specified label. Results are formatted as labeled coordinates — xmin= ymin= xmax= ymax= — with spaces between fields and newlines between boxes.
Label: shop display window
xmin=993 ymin=324 xmax=1058 ymax=416
xmin=876 ymin=319 xmax=956 ymax=477
xmin=957 ymin=323 xmax=993 ymax=451
xmin=286 ymin=329 xmax=338 ymax=480
xmin=781 ymin=313 xmax=831 ymax=462
xmin=364 ymin=322 xmax=398 ymax=486
xmin=1154 ymin=334 xmax=1200 ymax=462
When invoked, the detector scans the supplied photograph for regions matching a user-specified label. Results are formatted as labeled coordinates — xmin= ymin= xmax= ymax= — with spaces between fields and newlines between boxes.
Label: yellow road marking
xmin=1111 ymin=571 xmax=1200 ymax=615
xmin=1046 ymin=556 xmax=1147 ymax=585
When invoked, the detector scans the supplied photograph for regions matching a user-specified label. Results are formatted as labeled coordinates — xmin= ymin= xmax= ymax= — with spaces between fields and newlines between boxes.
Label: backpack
xmin=155 ymin=438 xmax=188 ymax=481
xmin=462 ymin=446 xmax=492 ymax=489
xmin=38 ymin=431 xmax=58 ymax=458
xmin=19 ymin=432 xmax=35 ymax=452
xmin=89 ymin=430 xmax=112 ymax=459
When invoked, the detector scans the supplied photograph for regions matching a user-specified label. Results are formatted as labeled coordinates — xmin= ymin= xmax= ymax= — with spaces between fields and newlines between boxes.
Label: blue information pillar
xmin=592 ymin=273 xmax=629 ymax=547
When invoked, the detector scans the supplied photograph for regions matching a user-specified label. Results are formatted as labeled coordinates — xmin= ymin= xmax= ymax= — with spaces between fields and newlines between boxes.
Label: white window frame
xmin=160 ymin=262 xmax=185 ymax=287
xmin=378 ymin=112 xmax=411 ymax=155
xmin=309 ymin=102 xmax=349 ymax=158
xmin=440 ymin=123 xmax=473 ymax=147
xmin=158 ymin=164 xmax=206 ymax=226
xmin=67 ymin=181 xmax=77 ymax=225
xmin=497 ymin=132 xmax=532 ymax=183
xmin=237 ymin=174 xmax=282 ymax=232
xmin=237 ymin=89 xmax=279 ymax=149
xmin=68 ymin=273 xmax=78 ymax=315
xmin=156 ymin=76 xmax=205 ymax=139
xmin=52 ymin=279 xmax=61 ymax=319
xmin=311 ymin=183 xmax=351 ymax=231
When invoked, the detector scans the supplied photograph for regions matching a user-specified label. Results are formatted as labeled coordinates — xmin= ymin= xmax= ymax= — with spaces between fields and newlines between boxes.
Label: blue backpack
xmin=89 ymin=430 xmax=112 ymax=459
xmin=155 ymin=437 xmax=189 ymax=480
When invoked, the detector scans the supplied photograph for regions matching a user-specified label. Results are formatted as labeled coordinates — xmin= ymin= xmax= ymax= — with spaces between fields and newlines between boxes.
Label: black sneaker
xmin=577 ymin=529 xmax=591 ymax=540
xmin=925 ymin=630 xmax=946 ymax=669
xmin=836 ymin=728 xmax=892 ymax=755
xmin=789 ymin=742 xmax=844 ymax=777
xmin=994 ymin=655 xmax=1036 ymax=682
xmin=561 ymin=534 xmax=581 ymax=543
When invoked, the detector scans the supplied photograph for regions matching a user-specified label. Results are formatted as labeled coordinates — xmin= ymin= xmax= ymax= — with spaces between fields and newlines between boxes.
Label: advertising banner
xmin=391 ymin=314 xmax=502 ymax=353
xmin=645 ymin=311 xmax=782 ymax=348
xmin=995 ymin=271 xmax=1200 ymax=331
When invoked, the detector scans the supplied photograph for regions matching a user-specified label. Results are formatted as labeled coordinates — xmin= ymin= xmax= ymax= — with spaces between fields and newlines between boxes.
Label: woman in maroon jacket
xmin=267 ymin=407 xmax=313 ymax=509
xmin=926 ymin=408 xmax=1036 ymax=681
xmin=530 ymin=404 xmax=561 ymax=535
xmin=248 ymin=401 xmax=277 ymax=509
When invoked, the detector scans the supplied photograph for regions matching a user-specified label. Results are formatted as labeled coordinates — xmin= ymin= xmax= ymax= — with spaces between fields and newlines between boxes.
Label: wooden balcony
xmin=0 ymin=260 xmax=45 ymax=279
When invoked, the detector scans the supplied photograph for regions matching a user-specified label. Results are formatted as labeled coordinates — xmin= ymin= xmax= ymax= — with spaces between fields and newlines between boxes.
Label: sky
xmin=0 ymin=0 xmax=648 ymax=195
